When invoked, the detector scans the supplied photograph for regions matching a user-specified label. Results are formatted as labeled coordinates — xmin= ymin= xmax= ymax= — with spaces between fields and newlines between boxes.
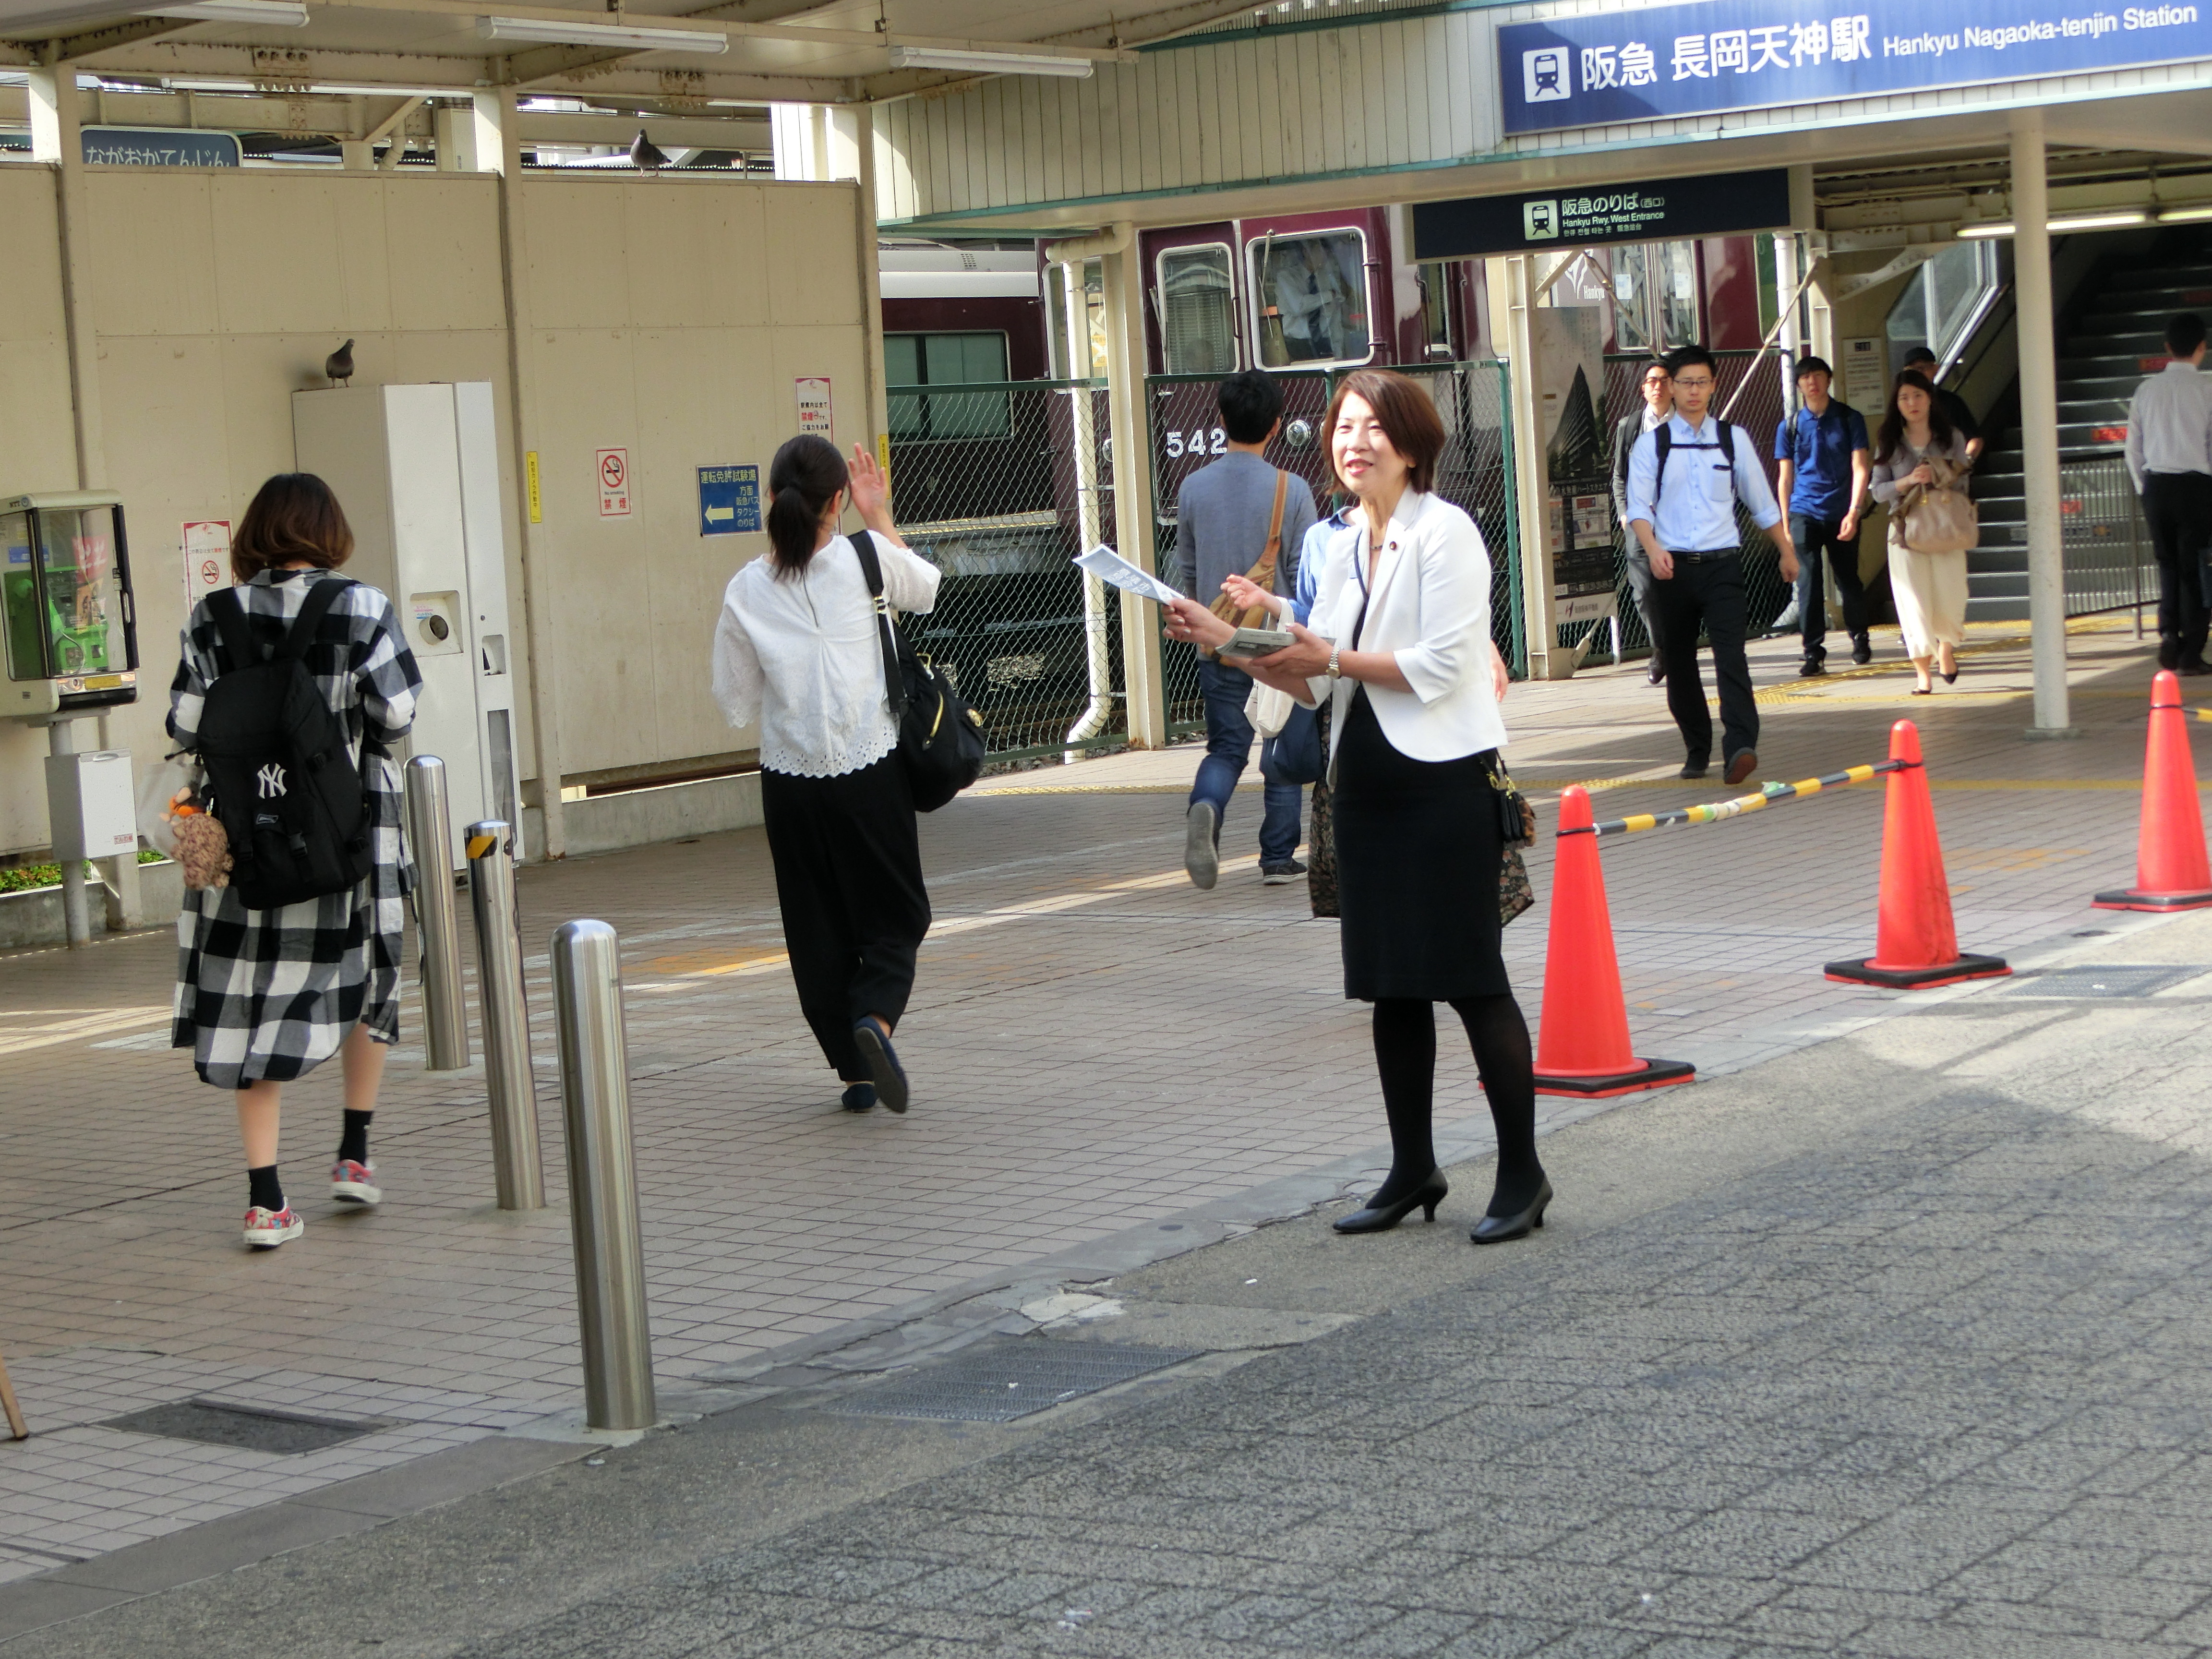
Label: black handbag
xmin=852 ymin=530 xmax=986 ymax=812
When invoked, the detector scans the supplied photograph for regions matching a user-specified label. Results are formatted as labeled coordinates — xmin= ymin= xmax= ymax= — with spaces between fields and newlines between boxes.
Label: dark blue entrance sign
xmin=1501 ymin=0 xmax=2212 ymax=134
xmin=697 ymin=464 xmax=760 ymax=537
xmin=80 ymin=127 xmax=240 ymax=167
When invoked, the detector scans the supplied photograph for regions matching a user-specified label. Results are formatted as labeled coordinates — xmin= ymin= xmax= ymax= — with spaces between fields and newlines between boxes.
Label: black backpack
xmin=195 ymin=577 xmax=374 ymax=910
xmin=1651 ymin=417 xmax=1737 ymax=501
xmin=851 ymin=531 xmax=986 ymax=812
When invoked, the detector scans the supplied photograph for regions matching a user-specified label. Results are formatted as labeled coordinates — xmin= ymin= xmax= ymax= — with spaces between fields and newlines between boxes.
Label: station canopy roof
xmin=0 ymin=0 xmax=1271 ymax=105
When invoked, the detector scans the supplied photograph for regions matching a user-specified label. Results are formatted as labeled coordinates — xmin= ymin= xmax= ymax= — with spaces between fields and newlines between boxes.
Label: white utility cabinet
xmin=44 ymin=748 xmax=136 ymax=860
xmin=292 ymin=382 xmax=523 ymax=869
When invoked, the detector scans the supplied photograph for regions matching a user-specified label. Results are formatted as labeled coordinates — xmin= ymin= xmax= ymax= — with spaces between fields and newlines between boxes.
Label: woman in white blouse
xmin=711 ymin=435 xmax=940 ymax=1114
xmin=1164 ymin=370 xmax=1549 ymax=1244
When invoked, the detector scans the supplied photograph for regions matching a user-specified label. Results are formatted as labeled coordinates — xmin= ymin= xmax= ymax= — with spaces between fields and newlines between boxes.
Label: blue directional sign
xmin=80 ymin=127 xmax=241 ymax=167
xmin=1501 ymin=0 xmax=2212 ymax=134
xmin=697 ymin=464 xmax=760 ymax=537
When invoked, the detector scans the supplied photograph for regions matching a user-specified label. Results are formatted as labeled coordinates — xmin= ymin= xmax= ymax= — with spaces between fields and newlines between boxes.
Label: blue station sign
xmin=1501 ymin=0 xmax=2212 ymax=134
xmin=80 ymin=127 xmax=241 ymax=167
xmin=697 ymin=464 xmax=760 ymax=537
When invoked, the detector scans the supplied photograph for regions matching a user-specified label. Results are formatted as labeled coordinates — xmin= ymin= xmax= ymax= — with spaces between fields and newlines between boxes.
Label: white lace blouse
xmin=710 ymin=533 xmax=942 ymax=778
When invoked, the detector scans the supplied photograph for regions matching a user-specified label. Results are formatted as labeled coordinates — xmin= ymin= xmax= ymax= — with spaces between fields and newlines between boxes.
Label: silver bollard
xmin=466 ymin=820 xmax=544 ymax=1211
xmin=403 ymin=755 xmax=470 ymax=1072
xmin=551 ymin=919 xmax=655 ymax=1431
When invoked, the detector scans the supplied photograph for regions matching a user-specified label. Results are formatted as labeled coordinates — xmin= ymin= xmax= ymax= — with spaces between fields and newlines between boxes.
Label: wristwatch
xmin=1326 ymin=645 xmax=1342 ymax=681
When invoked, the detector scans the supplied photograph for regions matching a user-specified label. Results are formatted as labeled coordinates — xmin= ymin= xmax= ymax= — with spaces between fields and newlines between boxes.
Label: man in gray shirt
xmin=1175 ymin=369 xmax=1317 ymax=889
xmin=2126 ymin=313 xmax=2212 ymax=673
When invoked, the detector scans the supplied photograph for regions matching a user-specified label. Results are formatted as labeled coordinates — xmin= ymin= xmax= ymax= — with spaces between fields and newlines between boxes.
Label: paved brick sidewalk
xmin=0 ymin=614 xmax=2188 ymax=1585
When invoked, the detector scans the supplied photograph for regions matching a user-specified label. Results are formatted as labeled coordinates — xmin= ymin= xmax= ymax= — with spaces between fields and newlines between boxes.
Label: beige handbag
xmin=1900 ymin=454 xmax=1978 ymax=555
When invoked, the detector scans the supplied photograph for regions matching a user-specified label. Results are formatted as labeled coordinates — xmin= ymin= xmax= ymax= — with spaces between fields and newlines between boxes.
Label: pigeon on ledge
xmin=325 ymin=339 xmax=355 ymax=386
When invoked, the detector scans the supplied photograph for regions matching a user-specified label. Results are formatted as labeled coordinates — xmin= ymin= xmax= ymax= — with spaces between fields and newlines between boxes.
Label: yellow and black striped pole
xmin=1560 ymin=759 xmax=1914 ymax=840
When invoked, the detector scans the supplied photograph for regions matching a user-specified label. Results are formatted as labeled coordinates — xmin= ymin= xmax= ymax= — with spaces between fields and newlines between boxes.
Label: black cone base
xmin=1825 ymin=953 xmax=2010 ymax=990
xmin=1533 ymin=1056 xmax=1695 ymax=1098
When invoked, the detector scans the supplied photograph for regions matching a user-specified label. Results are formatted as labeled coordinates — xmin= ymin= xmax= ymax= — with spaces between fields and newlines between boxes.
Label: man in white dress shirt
xmin=1626 ymin=344 xmax=1799 ymax=785
xmin=2126 ymin=313 xmax=2212 ymax=675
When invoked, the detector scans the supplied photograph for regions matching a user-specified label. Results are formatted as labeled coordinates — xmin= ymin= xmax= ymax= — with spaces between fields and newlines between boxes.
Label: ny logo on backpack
xmin=192 ymin=578 xmax=373 ymax=910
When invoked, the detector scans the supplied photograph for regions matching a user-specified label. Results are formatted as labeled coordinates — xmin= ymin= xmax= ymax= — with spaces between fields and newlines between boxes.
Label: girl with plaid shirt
xmin=168 ymin=474 xmax=422 ymax=1250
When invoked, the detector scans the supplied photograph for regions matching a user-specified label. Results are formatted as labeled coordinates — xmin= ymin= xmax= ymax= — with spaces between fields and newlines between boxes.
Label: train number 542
xmin=1163 ymin=428 xmax=1227 ymax=459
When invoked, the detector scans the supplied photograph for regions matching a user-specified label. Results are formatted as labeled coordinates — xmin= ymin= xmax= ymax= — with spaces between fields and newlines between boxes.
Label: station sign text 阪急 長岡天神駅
xmin=1501 ymin=0 xmax=2211 ymax=134
xmin=1412 ymin=169 xmax=1794 ymax=259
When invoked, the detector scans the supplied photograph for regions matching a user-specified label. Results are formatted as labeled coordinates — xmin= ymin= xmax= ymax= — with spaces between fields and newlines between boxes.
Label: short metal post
xmin=403 ymin=756 xmax=470 ymax=1071
xmin=467 ymin=820 xmax=543 ymax=1211
xmin=551 ymin=919 xmax=655 ymax=1431
xmin=47 ymin=719 xmax=91 ymax=948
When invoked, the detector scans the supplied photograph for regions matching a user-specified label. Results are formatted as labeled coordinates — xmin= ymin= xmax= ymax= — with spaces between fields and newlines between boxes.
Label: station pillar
xmin=1100 ymin=226 xmax=1167 ymax=747
xmin=473 ymin=86 xmax=570 ymax=856
xmin=2010 ymin=107 xmax=2076 ymax=737
xmin=1488 ymin=255 xmax=1561 ymax=679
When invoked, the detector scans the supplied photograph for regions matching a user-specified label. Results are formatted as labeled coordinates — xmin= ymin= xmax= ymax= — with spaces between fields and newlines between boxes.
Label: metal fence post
xmin=550 ymin=919 xmax=655 ymax=1432
xmin=403 ymin=755 xmax=469 ymax=1072
xmin=466 ymin=820 xmax=543 ymax=1211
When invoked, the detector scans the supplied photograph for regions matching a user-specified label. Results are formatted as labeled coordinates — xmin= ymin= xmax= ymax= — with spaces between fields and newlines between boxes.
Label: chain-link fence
xmin=1600 ymin=349 xmax=1794 ymax=660
xmin=2058 ymin=457 xmax=2154 ymax=627
xmin=887 ymin=380 xmax=1120 ymax=760
xmin=1148 ymin=362 xmax=1525 ymax=734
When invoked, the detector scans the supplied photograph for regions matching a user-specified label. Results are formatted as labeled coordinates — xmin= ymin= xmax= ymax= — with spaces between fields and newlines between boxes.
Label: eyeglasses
xmin=1671 ymin=375 xmax=1714 ymax=389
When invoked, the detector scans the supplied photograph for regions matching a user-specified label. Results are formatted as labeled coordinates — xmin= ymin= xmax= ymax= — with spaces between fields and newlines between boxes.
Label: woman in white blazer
xmin=1165 ymin=370 xmax=1549 ymax=1245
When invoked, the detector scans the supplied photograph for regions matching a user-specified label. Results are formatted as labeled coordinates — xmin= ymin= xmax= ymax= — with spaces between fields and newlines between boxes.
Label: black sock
xmin=1448 ymin=994 xmax=1545 ymax=1216
xmin=337 ymin=1110 xmax=372 ymax=1165
xmin=1369 ymin=998 xmax=1439 ymax=1207
xmin=248 ymin=1165 xmax=285 ymax=1214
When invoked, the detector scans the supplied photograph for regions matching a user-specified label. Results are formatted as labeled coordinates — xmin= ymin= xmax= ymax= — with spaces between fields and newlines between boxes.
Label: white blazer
xmin=1304 ymin=489 xmax=1507 ymax=767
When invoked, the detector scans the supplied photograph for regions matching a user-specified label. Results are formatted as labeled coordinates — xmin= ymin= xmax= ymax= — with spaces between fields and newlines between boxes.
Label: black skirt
xmin=1332 ymin=688 xmax=1510 ymax=1002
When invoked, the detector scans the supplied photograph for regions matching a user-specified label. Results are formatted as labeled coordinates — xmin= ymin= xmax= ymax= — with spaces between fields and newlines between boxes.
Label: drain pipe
xmin=1046 ymin=227 xmax=1134 ymax=760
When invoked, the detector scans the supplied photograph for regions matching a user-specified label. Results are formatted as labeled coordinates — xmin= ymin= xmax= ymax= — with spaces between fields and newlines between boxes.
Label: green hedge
xmin=0 ymin=849 xmax=165 ymax=895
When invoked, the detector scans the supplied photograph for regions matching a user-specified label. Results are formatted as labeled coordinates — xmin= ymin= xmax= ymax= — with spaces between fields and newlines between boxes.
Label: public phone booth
xmin=0 ymin=492 xmax=138 ymax=721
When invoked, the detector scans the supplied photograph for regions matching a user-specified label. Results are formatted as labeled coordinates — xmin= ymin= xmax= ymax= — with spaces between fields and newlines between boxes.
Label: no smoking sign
xmin=596 ymin=448 xmax=631 ymax=518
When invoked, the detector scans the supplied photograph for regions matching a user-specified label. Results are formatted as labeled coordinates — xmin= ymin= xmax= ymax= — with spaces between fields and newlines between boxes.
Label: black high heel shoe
xmin=1333 ymin=1169 xmax=1447 ymax=1234
xmin=1470 ymin=1176 xmax=1552 ymax=1245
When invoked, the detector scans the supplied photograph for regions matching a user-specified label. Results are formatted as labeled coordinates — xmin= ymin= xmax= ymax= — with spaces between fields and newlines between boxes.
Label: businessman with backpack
xmin=169 ymin=474 xmax=422 ymax=1250
xmin=1624 ymin=345 xmax=1799 ymax=785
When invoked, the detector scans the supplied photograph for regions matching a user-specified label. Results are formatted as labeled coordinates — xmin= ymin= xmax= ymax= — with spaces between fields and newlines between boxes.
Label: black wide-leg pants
xmin=761 ymin=754 xmax=932 ymax=1082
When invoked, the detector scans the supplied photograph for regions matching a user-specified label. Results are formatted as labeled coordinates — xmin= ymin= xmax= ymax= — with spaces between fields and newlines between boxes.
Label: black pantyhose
xmin=1370 ymin=994 xmax=1544 ymax=1218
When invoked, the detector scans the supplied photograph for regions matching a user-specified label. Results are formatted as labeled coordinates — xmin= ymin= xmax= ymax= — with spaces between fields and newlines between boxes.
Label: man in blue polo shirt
xmin=1775 ymin=355 xmax=1872 ymax=678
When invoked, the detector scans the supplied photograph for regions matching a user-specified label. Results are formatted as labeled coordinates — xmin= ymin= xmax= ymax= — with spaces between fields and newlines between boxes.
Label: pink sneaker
xmin=243 ymin=1204 xmax=304 ymax=1249
xmin=330 ymin=1160 xmax=382 ymax=1207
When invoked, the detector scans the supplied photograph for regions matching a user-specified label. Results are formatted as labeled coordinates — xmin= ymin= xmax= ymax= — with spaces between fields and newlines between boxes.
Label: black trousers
xmin=1623 ymin=545 xmax=1665 ymax=662
xmin=761 ymin=755 xmax=932 ymax=1082
xmin=1652 ymin=551 xmax=1757 ymax=765
xmin=1791 ymin=513 xmax=1869 ymax=658
xmin=2143 ymin=472 xmax=2212 ymax=665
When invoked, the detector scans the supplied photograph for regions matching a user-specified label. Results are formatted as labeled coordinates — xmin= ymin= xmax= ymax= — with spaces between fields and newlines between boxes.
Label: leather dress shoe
xmin=1724 ymin=750 xmax=1758 ymax=787
xmin=1334 ymin=1169 xmax=1447 ymax=1234
xmin=1470 ymin=1177 xmax=1552 ymax=1245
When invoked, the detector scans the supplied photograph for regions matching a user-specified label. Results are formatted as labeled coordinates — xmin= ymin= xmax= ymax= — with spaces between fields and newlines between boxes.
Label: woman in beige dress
xmin=1869 ymin=370 xmax=1973 ymax=694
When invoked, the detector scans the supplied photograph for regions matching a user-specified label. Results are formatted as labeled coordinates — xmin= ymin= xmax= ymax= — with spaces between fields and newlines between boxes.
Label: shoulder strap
xmin=1238 ymin=469 xmax=1291 ymax=587
xmin=849 ymin=530 xmax=906 ymax=718
xmin=280 ymin=576 xmax=354 ymax=664
xmin=206 ymin=587 xmax=260 ymax=674
xmin=1653 ymin=423 xmax=1672 ymax=501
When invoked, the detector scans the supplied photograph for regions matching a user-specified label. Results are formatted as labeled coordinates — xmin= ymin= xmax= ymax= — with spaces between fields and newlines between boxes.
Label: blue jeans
xmin=1192 ymin=658 xmax=1303 ymax=867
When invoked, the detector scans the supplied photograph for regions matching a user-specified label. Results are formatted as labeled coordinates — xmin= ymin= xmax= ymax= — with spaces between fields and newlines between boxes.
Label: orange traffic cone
xmin=2094 ymin=669 xmax=2212 ymax=911
xmin=1531 ymin=786 xmax=1695 ymax=1097
xmin=1826 ymin=720 xmax=2009 ymax=989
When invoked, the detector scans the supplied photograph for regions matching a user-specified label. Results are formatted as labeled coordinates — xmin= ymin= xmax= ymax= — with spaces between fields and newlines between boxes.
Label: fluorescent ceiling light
xmin=1958 ymin=209 xmax=2151 ymax=238
xmin=475 ymin=14 xmax=727 ymax=53
xmin=2157 ymin=204 xmax=2212 ymax=224
xmin=144 ymin=0 xmax=308 ymax=23
xmin=887 ymin=44 xmax=1094 ymax=78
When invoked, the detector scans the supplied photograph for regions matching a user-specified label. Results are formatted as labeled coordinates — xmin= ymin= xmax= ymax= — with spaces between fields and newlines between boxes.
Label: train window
xmin=1156 ymin=244 xmax=1238 ymax=375
xmin=885 ymin=331 xmax=1011 ymax=441
xmin=1607 ymin=241 xmax=1701 ymax=352
xmin=1417 ymin=262 xmax=1455 ymax=359
xmin=1249 ymin=230 xmax=1372 ymax=370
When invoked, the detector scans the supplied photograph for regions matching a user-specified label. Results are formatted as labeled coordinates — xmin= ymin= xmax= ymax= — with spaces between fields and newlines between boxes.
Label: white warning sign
xmin=795 ymin=377 xmax=833 ymax=438
xmin=182 ymin=520 xmax=231 ymax=608
xmin=596 ymin=448 xmax=631 ymax=518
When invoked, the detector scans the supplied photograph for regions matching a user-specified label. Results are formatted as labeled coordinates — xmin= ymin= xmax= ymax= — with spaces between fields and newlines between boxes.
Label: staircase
xmin=1969 ymin=233 xmax=2212 ymax=621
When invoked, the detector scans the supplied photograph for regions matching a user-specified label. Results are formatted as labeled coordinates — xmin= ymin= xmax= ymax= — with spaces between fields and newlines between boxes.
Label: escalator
xmin=1968 ymin=230 xmax=2212 ymax=620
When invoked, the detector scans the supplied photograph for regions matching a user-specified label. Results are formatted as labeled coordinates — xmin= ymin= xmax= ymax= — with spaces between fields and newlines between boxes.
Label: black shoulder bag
xmin=851 ymin=531 xmax=987 ymax=812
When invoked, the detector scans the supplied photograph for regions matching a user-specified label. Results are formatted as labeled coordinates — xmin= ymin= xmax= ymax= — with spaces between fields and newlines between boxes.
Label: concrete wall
xmin=0 ymin=160 xmax=869 ymax=859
